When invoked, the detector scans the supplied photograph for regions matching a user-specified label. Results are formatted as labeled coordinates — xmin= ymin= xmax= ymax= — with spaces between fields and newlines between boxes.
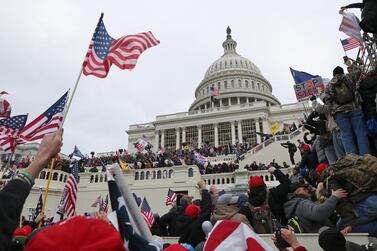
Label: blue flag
xmin=72 ymin=145 xmax=85 ymax=159
xmin=289 ymin=67 xmax=317 ymax=84
xmin=34 ymin=188 xmax=43 ymax=220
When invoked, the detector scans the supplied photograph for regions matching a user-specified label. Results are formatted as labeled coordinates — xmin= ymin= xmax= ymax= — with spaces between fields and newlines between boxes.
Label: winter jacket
xmin=281 ymin=143 xmax=296 ymax=153
xmin=312 ymin=137 xmax=326 ymax=164
xmin=0 ymin=179 xmax=32 ymax=251
xmin=211 ymin=205 xmax=252 ymax=229
xmin=179 ymin=189 xmax=212 ymax=248
xmin=312 ymin=100 xmax=338 ymax=132
xmin=160 ymin=206 xmax=187 ymax=236
xmin=299 ymin=151 xmax=318 ymax=170
xmin=325 ymin=73 xmax=362 ymax=116
xmin=284 ymin=195 xmax=339 ymax=233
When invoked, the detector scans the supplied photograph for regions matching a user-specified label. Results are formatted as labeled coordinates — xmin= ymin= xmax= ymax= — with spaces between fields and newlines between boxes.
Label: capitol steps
xmin=239 ymin=128 xmax=305 ymax=168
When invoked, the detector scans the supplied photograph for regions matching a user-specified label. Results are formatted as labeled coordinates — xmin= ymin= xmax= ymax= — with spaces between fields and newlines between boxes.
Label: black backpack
xmin=333 ymin=78 xmax=355 ymax=105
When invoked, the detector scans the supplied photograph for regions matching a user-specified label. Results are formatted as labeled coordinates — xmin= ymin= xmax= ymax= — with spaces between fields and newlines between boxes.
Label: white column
xmin=220 ymin=99 xmax=223 ymax=107
xmin=214 ymin=123 xmax=219 ymax=147
xmin=256 ymin=119 xmax=261 ymax=144
xmin=231 ymin=121 xmax=236 ymax=145
xmin=198 ymin=126 xmax=202 ymax=148
xmin=176 ymin=128 xmax=180 ymax=150
xmin=262 ymin=118 xmax=270 ymax=135
xmin=182 ymin=127 xmax=186 ymax=143
xmin=237 ymin=120 xmax=243 ymax=144
xmin=154 ymin=131 xmax=159 ymax=150
xmin=237 ymin=97 xmax=240 ymax=105
xmin=161 ymin=130 xmax=165 ymax=148
xmin=228 ymin=98 xmax=231 ymax=106
xmin=204 ymin=103 xmax=207 ymax=110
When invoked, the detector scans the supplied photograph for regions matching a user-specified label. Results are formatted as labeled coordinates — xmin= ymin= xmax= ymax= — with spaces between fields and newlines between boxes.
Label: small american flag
xmin=62 ymin=161 xmax=79 ymax=217
xmin=0 ymin=115 xmax=28 ymax=152
xmin=100 ymin=194 xmax=109 ymax=213
xmin=34 ymin=188 xmax=43 ymax=220
xmin=210 ymin=86 xmax=220 ymax=97
xmin=18 ymin=91 xmax=68 ymax=145
xmin=134 ymin=142 xmax=145 ymax=153
xmin=91 ymin=195 xmax=101 ymax=207
xmin=165 ymin=188 xmax=177 ymax=206
xmin=82 ymin=14 xmax=160 ymax=78
xmin=0 ymin=97 xmax=11 ymax=118
xmin=341 ymin=37 xmax=360 ymax=51
xmin=141 ymin=197 xmax=155 ymax=229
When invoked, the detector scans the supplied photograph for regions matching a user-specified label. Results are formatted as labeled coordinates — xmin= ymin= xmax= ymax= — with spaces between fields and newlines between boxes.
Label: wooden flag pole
xmin=38 ymin=158 xmax=55 ymax=227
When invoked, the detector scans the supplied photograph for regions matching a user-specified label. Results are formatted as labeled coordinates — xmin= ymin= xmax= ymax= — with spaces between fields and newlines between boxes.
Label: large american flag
xmin=341 ymin=37 xmax=360 ymax=51
xmin=210 ymin=86 xmax=220 ymax=97
xmin=18 ymin=91 xmax=68 ymax=144
xmin=141 ymin=197 xmax=155 ymax=229
xmin=62 ymin=161 xmax=79 ymax=217
xmin=165 ymin=188 xmax=177 ymax=206
xmin=82 ymin=14 xmax=160 ymax=78
xmin=339 ymin=11 xmax=362 ymax=42
xmin=0 ymin=115 xmax=28 ymax=152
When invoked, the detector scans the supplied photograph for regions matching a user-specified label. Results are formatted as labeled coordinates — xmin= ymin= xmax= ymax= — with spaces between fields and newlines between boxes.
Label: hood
xmin=212 ymin=205 xmax=238 ymax=220
xmin=284 ymin=196 xmax=304 ymax=218
xmin=329 ymin=74 xmax=345 ymax=86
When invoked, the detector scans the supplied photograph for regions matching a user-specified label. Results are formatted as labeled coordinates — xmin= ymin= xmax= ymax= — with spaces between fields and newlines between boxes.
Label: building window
xmin=225 ymin=61 xmax=227 ymax=68
xmin=222 ymin=98 xmax=229 ymax=106
xmin=202 ymin=124 xmax=214 ymax=146
xmin=157 ymin=170 xmax=162 ymax=179
xmin=252 ymin=81 xmax=255 ymax=89
xmin=240 ymin=97 xmax=247 ymax=104
xmin=241 ymin=119 xmax=257 ymax=146
xmin=231 ymin=97 xmax=238 ymax=105
xmin=135 ymin=172 xmax=139 ymax=180
xmin=230 ymin=60 xmax=233 ymax=67
xmin=238 ymin=80 xmax=242 ymax=88
xmin=186 ymin=126 xmax=198 ymax=147
xmin=169 ymin=169 xmax=173 ymax=178
xmin=224 ymin=81 xmax=228 ymax=89
xmin=218 ymin=122 xmax=231 ymax=145
xmin=146 ymin=171 xmax=150 ymax=180
xmin=164 ymin=129 xmax=176 ymax=149
xmin=259 ymin=118 xmax=264 ymax=134
xmin=257 ymin=82 xmax=260 ymax=90
xmin=245 ymin=80 xmax=249 ymax=88
xmin=231 ymin=80 xmax=234 ymax=88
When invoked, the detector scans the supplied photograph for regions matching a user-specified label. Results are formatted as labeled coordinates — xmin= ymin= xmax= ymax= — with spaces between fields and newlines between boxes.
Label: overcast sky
xmin=1 ymin=0 xmax=360 ymax=155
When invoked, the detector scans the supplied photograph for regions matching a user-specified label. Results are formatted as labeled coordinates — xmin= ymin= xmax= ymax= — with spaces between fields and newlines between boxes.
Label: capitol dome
xmin=189 ymin=27 xmax=281 ymax=112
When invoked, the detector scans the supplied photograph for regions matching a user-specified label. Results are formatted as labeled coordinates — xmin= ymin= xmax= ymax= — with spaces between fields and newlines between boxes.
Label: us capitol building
xmin=127 ymin=27 xmax=306 ymax=153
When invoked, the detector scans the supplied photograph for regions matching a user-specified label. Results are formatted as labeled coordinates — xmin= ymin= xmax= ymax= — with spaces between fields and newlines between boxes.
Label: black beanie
xmin=318 ymin=228 xmax=347 ymax=251
xmin=333 ymin=66 xmax=344 ymax=76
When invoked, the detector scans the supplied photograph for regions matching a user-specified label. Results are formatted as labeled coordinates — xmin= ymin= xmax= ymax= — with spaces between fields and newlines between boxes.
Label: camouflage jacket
xmin=324 ymin=73 xmax=362 ymax=116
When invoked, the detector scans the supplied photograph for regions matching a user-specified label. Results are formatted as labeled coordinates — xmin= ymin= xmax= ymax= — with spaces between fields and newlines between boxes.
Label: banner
xmin=293 ymin=76 xmax=325 ymax=101
xmin=270 ymin=122 xmax=280 ymax=135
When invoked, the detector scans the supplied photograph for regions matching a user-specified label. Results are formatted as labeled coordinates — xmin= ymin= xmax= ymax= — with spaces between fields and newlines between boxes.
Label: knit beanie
xmin=248 ymin=176 xmax=266 ymax=189
xmin=333 ymin=66 xmax=344 ymax=76
xmin=303 ymin=144 xmax=310 ymax=152
xmin=316 ymin=163 xmax=329 ymax=175
xmin=24 ymin=216 xmax=126 ymax=251
xmin=185 ymin=204 xmax=201 ymax=219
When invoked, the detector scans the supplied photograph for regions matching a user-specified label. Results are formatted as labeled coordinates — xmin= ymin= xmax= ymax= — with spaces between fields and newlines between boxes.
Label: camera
xmin=275 ymin=228 xmax=291 ymax=249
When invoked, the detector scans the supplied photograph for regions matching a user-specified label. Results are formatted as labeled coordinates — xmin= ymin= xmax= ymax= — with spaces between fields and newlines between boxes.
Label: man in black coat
xmin=280 ymin=141 xmax=297 ymax=165
xmin=179 ymin=180 xmax=212 ymax=248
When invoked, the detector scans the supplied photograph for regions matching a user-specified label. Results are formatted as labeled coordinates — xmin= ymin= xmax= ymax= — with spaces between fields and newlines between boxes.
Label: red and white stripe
xmin=18 ymin=112 xmax=63 ymax=143
xmin=83 ymin=32 xmax=160 ymax=78
xmin=142 ymin=211 xmax=155 ymax=229
xmin=343 ymin=37 xmax=360 ymax=51
xmin=204 ymin=220 xmax=275 ymax=251
xmin=62 ymin=174 xmax=78 ymax=217
xmin=339 ymin=11 xmax=362 ymax=42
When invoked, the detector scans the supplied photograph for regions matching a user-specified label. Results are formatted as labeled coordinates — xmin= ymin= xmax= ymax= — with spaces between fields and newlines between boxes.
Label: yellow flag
xmin=271 ymin=122 xmax=280 ymax=135
xmin=119 ymin=159 xmax=129 ymax=172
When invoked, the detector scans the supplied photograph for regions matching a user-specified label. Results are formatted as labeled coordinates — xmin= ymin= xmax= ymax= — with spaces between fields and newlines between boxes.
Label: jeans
xmin=335 ymin=111 xmax=370 ymax=155
xmin=289 ymin=152 xmax=295 ymax=165
xmin=324 ymin=144 xmax=337 ymax=164
xmin=332 ymin=130 xmax=345 ymax=158
xmin=352 ymin=194 xmax=377 ymax=237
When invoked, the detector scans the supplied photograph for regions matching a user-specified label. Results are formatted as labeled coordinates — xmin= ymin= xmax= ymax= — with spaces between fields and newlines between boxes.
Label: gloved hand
xmin=310 ymin=95 xmax=317 ymax=101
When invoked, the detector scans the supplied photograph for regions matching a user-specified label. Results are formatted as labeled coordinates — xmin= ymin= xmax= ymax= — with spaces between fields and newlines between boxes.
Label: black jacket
xmin=268 ymin=169 xmax=291 ymax=225
xmin=0 ymin=179 xmax=32 ymax=251
xmin=160 ymin=206 xmax=186 ymax=236
xmin=299 ymin=151 xmax=318 ymax=170
xmin=359 ymin=71 xmax=377 ymax=120
xmin=179 ymin=189 xmax=212 ymax=248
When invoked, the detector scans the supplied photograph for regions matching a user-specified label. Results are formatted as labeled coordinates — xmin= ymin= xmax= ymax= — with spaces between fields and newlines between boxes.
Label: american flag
xmin=34 ymin=188 xmax=43 ymax=220
xmin=0 ymin=97 xmax=11 ymax=118
xmin=100 ymin=194 xmax=109 ymax=213
xmin=72 ymin=145 xmax=85 ymax=159
xmin=82 ymin=14 xmax=160 ymax=78
xmin=141 ymin=197 xmax=155 ymax=229
xmin=62 ymin=161 xmax=79 ymax=217
xmin=339 ymin=11 xmax=362 ymax=42
xmin=165 ymin=188 xmax=177 ymax=206
xmin=194 ymin=151 xmax=208 ymax=166
xmin=341 ymin=37 xmax=361 ymax=51
xmin=0 ymin=115 xmax=28 ymax=152
xmin=18 ymin=91 xmax=68 ymax=145
xmin=134 ymin=142 xmax=145 ymax=153
xmin=210 ymin=86 xmax=220 ymax=97
xmin=91 ymin=195 xmax=101 ymax=207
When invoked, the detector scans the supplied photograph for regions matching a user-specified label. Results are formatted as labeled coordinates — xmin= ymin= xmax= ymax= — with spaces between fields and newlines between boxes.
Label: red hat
xmin=163 ymin=243 xmax=190 ymax=251
xmin=13 ymin=225 xmax=32 ymax=237
xmin=24 ymin=216 xmax=126 ymax=251
xmin=316 ymin=163 xmax=329 ymax=175
xmin=303 ymin=144 xmax=310 ymax=152
xmin=248 ymin=176 xmax=266 ymax=189
xmin=185 ymin=204 xmax=201 ymax=219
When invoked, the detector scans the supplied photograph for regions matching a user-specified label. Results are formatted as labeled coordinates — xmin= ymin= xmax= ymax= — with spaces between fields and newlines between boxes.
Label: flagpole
xmin=111 ymin=164 xmax=153 ymax=242
xmin=39 ymin=158 xmax=55 ymax=227
xmin=62 ymin=69 xmax=83 ymax=126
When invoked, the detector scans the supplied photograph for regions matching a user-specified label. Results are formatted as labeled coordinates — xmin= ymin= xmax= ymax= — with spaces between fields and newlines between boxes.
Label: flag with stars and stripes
xmin=0 ymin=115 xmax=28 ymax=151
xmin=62 ymin=161 xmax=79 ymax=218
xmin=340 ymin=37 xmax=361 ymax=51
xmin=71 ymin=145 xmax=85 ymax=159
xmin=100 ymin=194 xmax=109 ymax=213
xmin=18 ymin=91 xmax=68 ymax=145
xmin=165 ymin=188 xmax=177 ymax=206
xmin=82 ymin=13 xmax=160 ymax=78
xmin=141 ymin=198 xmax=155 ymax=229
xmin=34 ymin=188 xmax=43 ymax=220
xmin=107 ymin=169 xmax=159 ymax=251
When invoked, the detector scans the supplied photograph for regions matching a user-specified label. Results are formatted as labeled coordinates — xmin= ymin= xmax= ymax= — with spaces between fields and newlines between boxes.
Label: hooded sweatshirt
xmin=211 ymin=205 xmax=252 ymax=229
xmin=284 ymin=195 xmax=339 ymax=233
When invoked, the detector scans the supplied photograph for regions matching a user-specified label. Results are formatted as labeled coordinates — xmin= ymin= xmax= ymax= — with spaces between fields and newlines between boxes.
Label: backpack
xmin=287 ymin=216 xmax=304 ymax=233
xmin=333 ymin=78 xmax=355 ymax=105
xmin=250 ymin=204 xmax=273 ymax=234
